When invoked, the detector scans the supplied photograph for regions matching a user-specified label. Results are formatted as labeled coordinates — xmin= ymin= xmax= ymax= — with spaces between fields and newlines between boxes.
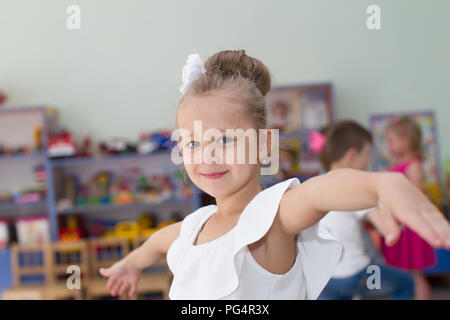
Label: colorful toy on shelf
xmin=56 ymin=174 xmax=80 ymax=210
xmin=0 ymin=192 xmax=12 ymax=204
xmin=138 ymin=129 xmax=177 ymax=154
xmin=115 ymin=187 xmax=134 ymax=204
xmin=34 ymin=164 xmax=46 ymax=183
xmin=137 ymin=133 xmax=157 ymax=155
xmin=86 ymin=220 xmax=106 ymax=238
xmin=112 ymin=221 xmax=140 ymax=242
xmin=151 ymin=130 xmax=177 ymax=151
xmin=0 ymin=220 xmax=9 ymax=249
xmin=175 ymin=168 xmax=193 ymax=199
xmin=58 ymin=167 xmax=181 ymax=210
xmin=59 ymin=216 xmax=82 ymax=242
xmin=93 ymin=171 xmax=114 ymax=203
xmin=15 ymin=216 xmax=50 ymax=245
xmin=78 ymin=135 xmax=92 ymax=157
xmin=34 ymin=125 xmax=43 ymax=151
xmin=99 ymin=137 xmax=137 ymax=155
xmin=424 ymin=182 xmax=445 ymax=211
xmin=137 ymin=214 xmax=156 ymax=236
xmin=0 ymin=90 xmax=7 ymax=105
xmin=13 ymin=190 xmax=41 ymax=204
xmin=48 ymin=130 xmax=77 ymax=158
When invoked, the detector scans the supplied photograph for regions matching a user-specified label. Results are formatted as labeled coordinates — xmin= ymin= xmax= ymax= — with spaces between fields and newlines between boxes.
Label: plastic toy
xmin=116 ymin=188 xmax=133 ymax=204
xmin=15 ymin=216 xmax=50 ymax=245
xmin=13 ymin=191 xmax=41 ymax=204
xmin=0 ymin=220 xmax=9 ymax=249
xmin=99 ymin=137 xmax=137 ymax=155
xmin=59 ymin=216 xmax=82 ymax=242
xmin=93 ymin=171 xmax=113 ymax=203
xmin=150 ymin=130 xmax=177 ymax=151
xmin=113 ymin=221 xmax=140 ymax=242
xmin=0 ymin=90 xmax=6 ymax=105
xmin=137 ymin=133 xmax=157 ymax=154
xmin=424 ymin=182 xmax=444 ymax=211
xmin=137 ymin=214 xmax=156 ymax=236
xmin=138 ymin=130 xmax=177 ymax=154
xmin=48 ymin=130 xmax=77 ymax=158
xmin=0 ymin=192 xmax=12 ymax=204
xmin=34 ymin=126 xmax=42 ymax=151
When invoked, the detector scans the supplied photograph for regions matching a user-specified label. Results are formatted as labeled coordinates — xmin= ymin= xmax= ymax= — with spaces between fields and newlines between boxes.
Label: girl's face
xmin=176 ymin=95 xmax=261 ymax=198
xmin=386 ymin=129 xmax=408 ymax=158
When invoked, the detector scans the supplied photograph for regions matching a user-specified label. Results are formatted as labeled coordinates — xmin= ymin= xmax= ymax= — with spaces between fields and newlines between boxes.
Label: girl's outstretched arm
xmin=99 ymin=221 xmax=181 ymax=297
xmin=122 ymin=221 xmax=181 ymax=269
xmin=278 ymin=168 xmax=450 ymax=249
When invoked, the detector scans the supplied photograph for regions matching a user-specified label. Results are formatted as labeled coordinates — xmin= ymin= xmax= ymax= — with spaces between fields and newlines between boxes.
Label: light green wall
xmin=1 ymin=0 xmax=449 ymax=177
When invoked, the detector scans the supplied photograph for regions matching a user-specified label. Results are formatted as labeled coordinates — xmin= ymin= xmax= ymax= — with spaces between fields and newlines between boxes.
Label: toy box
xmin=0 ymin=220 xmax=9 ymax=249
xmin=15 ymin=216 xmax=50 ymax=245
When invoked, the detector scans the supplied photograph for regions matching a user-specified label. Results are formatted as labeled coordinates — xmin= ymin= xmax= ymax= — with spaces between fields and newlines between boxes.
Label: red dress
xmin=380 ymin=158 xmax=437 ymax=270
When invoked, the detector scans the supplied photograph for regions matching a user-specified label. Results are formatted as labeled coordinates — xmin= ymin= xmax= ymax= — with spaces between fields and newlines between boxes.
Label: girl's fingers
xmin=111 ymin=280 xmax=123 ymax=296
xmin=117 ymin=281 xmax=130 ymax=297
xmin=106 ymin=276 xmax=117 ymax=291
xmin=129 ymin=283 xmax=137 ymax=298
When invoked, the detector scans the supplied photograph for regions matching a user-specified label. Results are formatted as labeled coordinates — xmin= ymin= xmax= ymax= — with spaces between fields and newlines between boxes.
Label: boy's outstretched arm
xmin=278 ymin=168 xmax=450 ymax=249
xmin=364 ymin=208 xmax=386 ymax=235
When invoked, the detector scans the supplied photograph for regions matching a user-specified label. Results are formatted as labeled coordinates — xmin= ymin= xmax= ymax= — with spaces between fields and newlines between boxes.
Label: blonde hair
xmin=386 ymin=116 xmax=424 ymax=158
xmin=176 ymin=50 xmax=271 ymax=130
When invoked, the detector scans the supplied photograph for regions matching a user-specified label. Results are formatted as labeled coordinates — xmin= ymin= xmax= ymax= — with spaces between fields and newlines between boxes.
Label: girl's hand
xmin=99 ymin=259 xmax=142 ymax=298
xmin=378 ymin=172 xmax=450 ymax=248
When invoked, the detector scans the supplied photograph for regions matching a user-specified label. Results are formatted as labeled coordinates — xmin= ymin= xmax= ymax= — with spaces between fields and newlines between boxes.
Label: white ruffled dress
xmin=166 ymin=177 xmax=342 ymax=300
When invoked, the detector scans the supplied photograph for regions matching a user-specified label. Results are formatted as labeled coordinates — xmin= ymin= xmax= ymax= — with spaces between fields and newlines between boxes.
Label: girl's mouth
xmin=201 ymin=170 xmax=229 ymax=180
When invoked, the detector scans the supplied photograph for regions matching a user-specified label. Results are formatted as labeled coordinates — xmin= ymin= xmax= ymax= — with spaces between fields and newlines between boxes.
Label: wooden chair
xmin=130 ymin=235 xmax=172 ymax=300
xmin=84 ymin=237 xmax=130 ymax=300
xmin=2 ymin=241 xmax=89 ymax=300
xmin=45 ymin=240 xmax=89 ymax=299
xmin=2 ymin=243 xmax=51 ymax=300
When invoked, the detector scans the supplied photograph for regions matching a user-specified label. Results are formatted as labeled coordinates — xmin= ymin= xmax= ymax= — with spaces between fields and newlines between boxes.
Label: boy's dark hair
xmin=319 ymin=120 xmax=372 ymax=171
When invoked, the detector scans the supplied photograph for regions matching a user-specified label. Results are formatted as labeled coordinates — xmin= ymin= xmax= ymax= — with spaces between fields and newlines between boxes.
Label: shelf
xmin=0 ymin=200 xmax=47 ymax=211
xmin=0 ymin=152 xmax=46 ymax=162
xmin=49 ymin=150 xmax=174 ymax=168
xmin=57 ymin=197 xmax=193 ymax=215
xmin=0 ymin=200 xmax=48 ymax=219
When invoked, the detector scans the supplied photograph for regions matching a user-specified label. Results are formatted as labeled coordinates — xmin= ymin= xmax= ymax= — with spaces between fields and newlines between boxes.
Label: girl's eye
xmin=217 ymin=136 xmax=234 ymax=145
xmin=187 ymin=141 xmax=200 ymax=149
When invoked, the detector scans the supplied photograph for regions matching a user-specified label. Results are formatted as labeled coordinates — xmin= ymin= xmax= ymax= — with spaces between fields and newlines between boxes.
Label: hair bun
xmin=204 ymin=50 xmax=271 ymax=96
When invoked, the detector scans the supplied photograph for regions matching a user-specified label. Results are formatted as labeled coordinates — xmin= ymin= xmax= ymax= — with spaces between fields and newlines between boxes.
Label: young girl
xmin=99 ymin=50 xmax=450 ymax=300
xmin=313 ymin=120 xmax=414 ymax=300
xmin=381 ymin=116 xmax=437 ymax=300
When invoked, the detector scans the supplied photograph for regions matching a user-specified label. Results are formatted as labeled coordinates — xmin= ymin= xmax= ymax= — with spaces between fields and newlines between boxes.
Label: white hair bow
xmin=179 ymin=53 xmax=206 ymax=95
